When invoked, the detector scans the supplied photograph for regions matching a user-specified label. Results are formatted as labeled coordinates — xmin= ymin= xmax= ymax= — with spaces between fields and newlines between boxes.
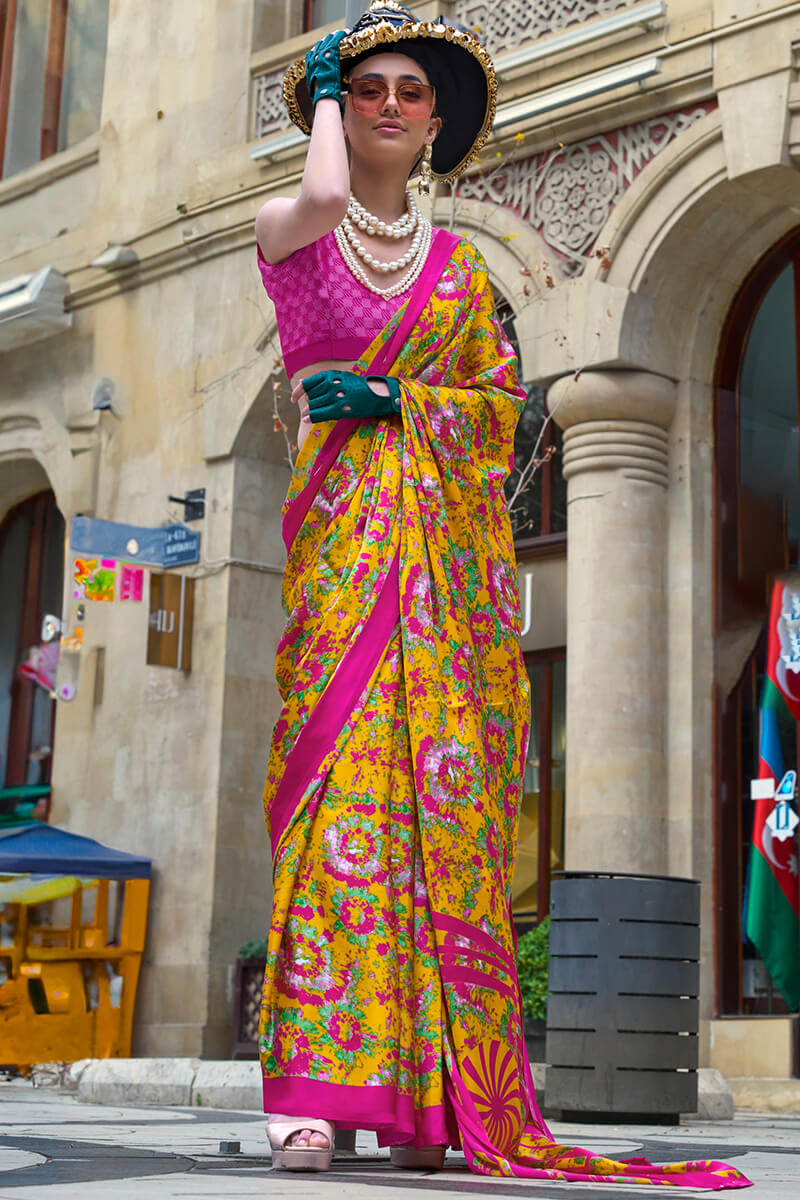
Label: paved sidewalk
xmin=1 ymin=1080 xmax=798 ymax=1198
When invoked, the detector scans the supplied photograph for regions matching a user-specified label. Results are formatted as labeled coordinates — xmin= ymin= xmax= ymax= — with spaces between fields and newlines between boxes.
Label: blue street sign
xmin=163 ymin=524 xmax=201 ymax=567
xmin=70 ymin=516 xmax=200 ymax=568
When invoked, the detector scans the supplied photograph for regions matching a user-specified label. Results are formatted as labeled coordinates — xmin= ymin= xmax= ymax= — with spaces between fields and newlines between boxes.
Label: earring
xmin=418 ymin=144 xmax=433 ymax=196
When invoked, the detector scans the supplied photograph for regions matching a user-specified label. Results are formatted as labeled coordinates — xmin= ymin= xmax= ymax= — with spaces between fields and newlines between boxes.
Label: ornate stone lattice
xmin=254 ymin=68 xmax=293 ymax=139
xmin=454 ymin=0 xmax=631 ymax=56
xmin=457 ymin=103 xmax=717 ymax=275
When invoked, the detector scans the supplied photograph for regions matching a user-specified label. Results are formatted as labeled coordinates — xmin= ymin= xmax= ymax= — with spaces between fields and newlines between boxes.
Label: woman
xmin=254 ymin=3 xmax=749 ymax=1189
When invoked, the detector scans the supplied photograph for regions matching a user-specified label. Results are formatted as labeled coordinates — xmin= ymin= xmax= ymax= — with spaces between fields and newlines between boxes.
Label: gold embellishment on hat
xmin=282 ymin=8 xmax=497 ymax=184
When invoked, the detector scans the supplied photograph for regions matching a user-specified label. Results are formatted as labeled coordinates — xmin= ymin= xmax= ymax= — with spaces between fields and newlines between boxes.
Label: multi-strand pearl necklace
xmin=334 ymin=191 xmax=432 ymax=299
xmin=348 ymin=192 xmax=418 ymax=238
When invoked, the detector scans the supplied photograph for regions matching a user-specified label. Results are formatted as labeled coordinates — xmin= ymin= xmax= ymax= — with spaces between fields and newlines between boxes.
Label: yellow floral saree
xmin=258 ymin=230 xmax=749 ymax=1189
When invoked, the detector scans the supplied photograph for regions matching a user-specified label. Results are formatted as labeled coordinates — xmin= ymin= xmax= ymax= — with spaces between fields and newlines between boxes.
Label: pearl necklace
xmin=348 ymin=192 xmax=418 ymax=239
xmin=334 ymin=215 xmax=432 ymax=298
xmin=341 ymin=215 xmax=423 ymax=273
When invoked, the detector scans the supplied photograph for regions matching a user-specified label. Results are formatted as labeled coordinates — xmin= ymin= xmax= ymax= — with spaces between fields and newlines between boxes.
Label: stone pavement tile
xmin=1 ymin=1082 xmax=799 ymax=1199
xmin=0 ymin=1149 xmax=47 ymax=1173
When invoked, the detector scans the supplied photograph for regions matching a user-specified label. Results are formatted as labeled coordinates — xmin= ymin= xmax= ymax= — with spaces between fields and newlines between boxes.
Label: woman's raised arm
xmin=255 ymin=32 xmax=350 ymax=265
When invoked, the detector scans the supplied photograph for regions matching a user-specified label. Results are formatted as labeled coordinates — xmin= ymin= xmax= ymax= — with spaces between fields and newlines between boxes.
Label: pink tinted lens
xmin=349 ymin=79 xmax=434 ymax=116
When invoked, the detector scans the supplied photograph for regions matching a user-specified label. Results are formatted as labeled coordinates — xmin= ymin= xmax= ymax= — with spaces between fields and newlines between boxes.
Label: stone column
xmin=548 ymin=370 xmax=676 ymax=875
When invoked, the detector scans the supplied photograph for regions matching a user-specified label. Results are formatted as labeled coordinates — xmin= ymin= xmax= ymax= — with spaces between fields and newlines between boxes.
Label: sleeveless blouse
xmin=257 ymin=231 xmax=412 ymax=377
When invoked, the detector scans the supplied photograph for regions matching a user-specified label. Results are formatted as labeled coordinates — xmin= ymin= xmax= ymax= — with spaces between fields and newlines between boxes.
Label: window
xmin=303 ymin=0 xmax=346 ymax=30
xmin=0 ymin=491 xmax=64 ymax=820
xmin=715 ymin=226 xmax=800 ymax=1015
xmin=514 ymin=650 xmax=566 ymax=923
xmin=507 ymin=384 xmax=567 ymax=548
xmin=497 ymin=294 xmax=567 ymax=550
xmin=0 ymin=0 xmax=109 ymax=179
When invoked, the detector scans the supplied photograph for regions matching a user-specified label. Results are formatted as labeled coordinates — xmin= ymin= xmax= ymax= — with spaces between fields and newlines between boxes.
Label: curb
xmin=691 ymin=1068 xmax=735 ymax=1121
xmin=63 ymin=1058 xmax=262 ymax=1110
xmin=72 ymin=1058 xmax=203 ymax=1108
xmin=41 ymin=1060 xmax=735 ymax=1121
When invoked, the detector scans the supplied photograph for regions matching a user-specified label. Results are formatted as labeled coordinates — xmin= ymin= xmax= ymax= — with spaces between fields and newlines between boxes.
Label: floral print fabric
xmin=258 ymin=237 xmax=750 ymax=1189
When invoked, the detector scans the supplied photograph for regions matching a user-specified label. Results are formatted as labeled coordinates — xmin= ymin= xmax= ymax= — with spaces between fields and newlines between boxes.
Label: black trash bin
xmin=545 ymin=871 xmax=699 ymax=1122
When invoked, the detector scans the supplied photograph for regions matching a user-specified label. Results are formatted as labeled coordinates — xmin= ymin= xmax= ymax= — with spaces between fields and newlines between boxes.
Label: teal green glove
xmin=304 ymin=371 xmax=402 ymax=423
xmin=305 ymin=30 xmax=349 ymax=114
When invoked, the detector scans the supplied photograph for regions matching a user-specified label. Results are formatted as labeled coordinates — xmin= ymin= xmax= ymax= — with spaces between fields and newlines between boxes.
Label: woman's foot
xmin=267 ymin=1115 xmax=334 ymax=1171
xmin=285 ymin=1127 xmax=331 ymax=1149
xmin=390 ymin=1144 xmax=446 ymax=1170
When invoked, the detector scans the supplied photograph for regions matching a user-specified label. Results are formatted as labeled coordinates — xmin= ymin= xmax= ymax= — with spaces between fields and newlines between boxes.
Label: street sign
xmin=163 ymin=524 xmax=201 ymax=567
xmin=70 ymin=516 xmax=200 ymax=568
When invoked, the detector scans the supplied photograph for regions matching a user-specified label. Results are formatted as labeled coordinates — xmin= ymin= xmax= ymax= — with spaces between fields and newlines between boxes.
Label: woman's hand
xmin=293 ymin=371 xmax=402 ymax=423
xmin=291 ymin=378 xmax=312 ymax=426
xmin=305 ymin=29 xmax=349 ymax=113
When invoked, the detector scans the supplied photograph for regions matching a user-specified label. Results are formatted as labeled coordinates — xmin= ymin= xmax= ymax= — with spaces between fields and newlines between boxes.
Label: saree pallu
xmin=259 ymin=230 xmax=749 ymax=1190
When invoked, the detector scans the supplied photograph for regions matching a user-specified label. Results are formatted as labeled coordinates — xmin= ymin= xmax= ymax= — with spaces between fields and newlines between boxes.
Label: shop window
xmin=0 ymin=0 xmax=109 ymax=179
xmin=715 ymin=227 xmax=800 ymax=1015
xmin=303 ymin=0 xmax=346 ymax=30
xmin=496 ymin=293 xmax=567 ymax=551
xmin=514 ymin=649 xmax=566 ymax=923
xmin=0 ymin=491 xmax=64 ymax=821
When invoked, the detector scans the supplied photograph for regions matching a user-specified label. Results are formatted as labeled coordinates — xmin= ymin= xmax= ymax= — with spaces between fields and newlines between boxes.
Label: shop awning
xmin=0 ymin=823 xmax=152 ymax=880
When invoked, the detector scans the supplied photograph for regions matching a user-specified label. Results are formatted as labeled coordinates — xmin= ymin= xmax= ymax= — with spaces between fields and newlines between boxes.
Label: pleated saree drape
xmin=258 ymin=230 xmax=749 ymax=1189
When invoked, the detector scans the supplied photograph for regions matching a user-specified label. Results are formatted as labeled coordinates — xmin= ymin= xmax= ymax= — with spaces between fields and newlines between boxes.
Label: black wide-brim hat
xmin=283 ymin=1 xmax=497 ymax=183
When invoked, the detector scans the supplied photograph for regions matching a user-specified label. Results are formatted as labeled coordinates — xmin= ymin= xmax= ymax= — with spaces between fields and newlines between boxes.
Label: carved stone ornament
xmin=454 ymin=0 xmax=630 ymax=58
xmin=456 ymin=103 xmax=717 ymax=275
xmin=254 ymin=68 xmax=293 ymax=140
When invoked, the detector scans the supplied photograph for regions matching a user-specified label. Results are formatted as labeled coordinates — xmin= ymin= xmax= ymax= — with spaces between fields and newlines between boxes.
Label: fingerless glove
xmin=304 ymin=371 xmax=402 ymax=423
xmin=305 ymin=30 xmax=348 ymax=115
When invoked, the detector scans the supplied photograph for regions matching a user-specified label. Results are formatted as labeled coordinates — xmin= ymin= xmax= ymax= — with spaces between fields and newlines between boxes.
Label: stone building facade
xmin=1 ymin=0 xmax=798 ymax=1073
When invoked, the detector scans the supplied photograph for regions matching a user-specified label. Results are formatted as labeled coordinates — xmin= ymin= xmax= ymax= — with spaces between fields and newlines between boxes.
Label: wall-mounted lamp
xmin=91 ymin=244 xmax=139 ymax=270
xmin=494 ymin=56 xmax=662 ymax=129
xmin=250 ymin=127 xmax=306 ymax=164
xmin=92 ymin=377 xmax=116 ymax=412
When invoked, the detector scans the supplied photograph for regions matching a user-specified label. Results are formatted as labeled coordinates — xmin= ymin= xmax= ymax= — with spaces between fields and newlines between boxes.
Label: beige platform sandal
xmin=390 ymin=1144 xmax=446 ymax=1169
xmin=267 ymin=1115 xmax=335 ymax=1171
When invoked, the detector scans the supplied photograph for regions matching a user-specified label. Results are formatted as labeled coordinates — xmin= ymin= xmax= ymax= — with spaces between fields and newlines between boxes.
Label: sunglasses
xmin=343 ymin=77 xmax=436 ymax=119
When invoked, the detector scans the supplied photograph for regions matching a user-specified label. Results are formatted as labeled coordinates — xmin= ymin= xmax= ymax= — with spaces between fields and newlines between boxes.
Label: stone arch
xmin=0 ymin=402 xmax=75 ymax=523
xmin=202 ymin=307 xmax=287 ymax=465
xmin=584 ymin=107 xmax=800 ymax=384
xmin=0 ymin=456 xmax=52 ymax=526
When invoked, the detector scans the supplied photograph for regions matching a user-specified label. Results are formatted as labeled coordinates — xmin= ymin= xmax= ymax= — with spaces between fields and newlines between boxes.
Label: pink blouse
xmin=257 ymin=231 xmax=412 ymax=377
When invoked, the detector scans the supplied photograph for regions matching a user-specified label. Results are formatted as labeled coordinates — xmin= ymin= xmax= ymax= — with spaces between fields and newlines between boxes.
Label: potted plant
xmin=516 ymin=917 xmax=549 ymax=1064
xmin=232 ymin=938 xmax=268 ymax=1059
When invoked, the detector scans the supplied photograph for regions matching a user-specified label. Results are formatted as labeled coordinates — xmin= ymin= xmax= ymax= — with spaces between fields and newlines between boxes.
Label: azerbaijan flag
xmin=744 ymin=582 xmax=800 ymax=1010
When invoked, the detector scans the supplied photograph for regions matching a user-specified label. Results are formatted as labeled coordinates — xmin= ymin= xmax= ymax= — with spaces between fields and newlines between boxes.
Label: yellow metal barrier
xmin=0 ymin=875 xmax=149 ymax=1068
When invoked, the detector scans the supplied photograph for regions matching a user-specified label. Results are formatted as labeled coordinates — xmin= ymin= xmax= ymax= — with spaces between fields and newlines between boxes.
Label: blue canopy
xmin=0 ymin=823 xmax=152 ymax=880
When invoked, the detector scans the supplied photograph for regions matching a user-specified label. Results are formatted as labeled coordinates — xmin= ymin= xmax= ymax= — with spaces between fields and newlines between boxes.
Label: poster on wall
xmin=73 ymin=557 xmax=116 ymax=602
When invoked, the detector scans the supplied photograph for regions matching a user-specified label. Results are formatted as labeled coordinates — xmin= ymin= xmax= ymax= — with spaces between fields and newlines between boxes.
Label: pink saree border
xmin=444 ymin=1062 xmax=750 ymax=1188
xmin=280 ymin=227 xmax=460 ymax=556
xmin=421 ymin=904 xmax=516 ymax=974
xmin=268 ymin=549 xmax=400 ymax=851
xmin=369 ymin=228 xmax=459 ymax=376
xmin=262 ymin=1075 xmax=460 ymax=1147
xmin=439 ymin=966 xmax=516 ymax=1003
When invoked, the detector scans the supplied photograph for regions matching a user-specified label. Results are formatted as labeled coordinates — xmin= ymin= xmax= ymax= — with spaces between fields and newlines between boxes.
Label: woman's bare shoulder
xmin=255 ymin=184 xmax=348 ymax=265
xmin=255 ymin=197 xmax=300 ymax=265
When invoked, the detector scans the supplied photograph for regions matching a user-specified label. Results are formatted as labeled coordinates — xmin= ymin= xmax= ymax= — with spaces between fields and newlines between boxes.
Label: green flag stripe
xmin=745 ymin=844 xmax=800 ymax=1011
